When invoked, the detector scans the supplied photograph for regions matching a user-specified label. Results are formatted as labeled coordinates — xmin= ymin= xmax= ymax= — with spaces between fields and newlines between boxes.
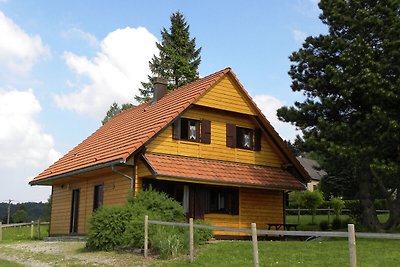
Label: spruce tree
xmin=135 ymin=11 xmax=201 ymax=103
xmin=277 ymin=0 xmax=400 ymax=230
xmin=102 ymin=102 xmax=134 ymax=125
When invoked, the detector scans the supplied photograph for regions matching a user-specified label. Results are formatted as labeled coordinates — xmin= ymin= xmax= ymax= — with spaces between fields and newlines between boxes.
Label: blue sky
xmin=0 ymin=0 xmax=327 ymax=202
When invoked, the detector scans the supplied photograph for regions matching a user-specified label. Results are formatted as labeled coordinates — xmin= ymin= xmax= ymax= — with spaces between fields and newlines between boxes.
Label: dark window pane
xmin=205 ymin=187 xmax=239 ymax=215
xmin=181 ymin=119 xmax=189 ymax=140
xmin=93 ymin=184 xmax=103 ymax=211
xmin=236 ymin=127 xmax=254 ymax=149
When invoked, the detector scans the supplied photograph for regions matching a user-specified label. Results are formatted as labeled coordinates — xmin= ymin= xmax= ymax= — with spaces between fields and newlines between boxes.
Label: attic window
xmin=237 ymin=127 xmax=253 ymax=149
xmin=226 ymin=124 xmax=261 ymax=151
xmin=173 ymin=117 xmax=211 ymax=144
xmin=181 ymin=119 xmax=200 ymax=141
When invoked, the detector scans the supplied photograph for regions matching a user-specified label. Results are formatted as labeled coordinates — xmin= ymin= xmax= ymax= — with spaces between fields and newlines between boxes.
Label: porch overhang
xmin=141 ymin=153 xmax=306 ymax=191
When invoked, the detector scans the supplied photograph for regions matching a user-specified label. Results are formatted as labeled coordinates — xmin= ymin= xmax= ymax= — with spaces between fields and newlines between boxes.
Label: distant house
xmin=296 ymin=157 xmax=326 ymax=191
xmin=30 ymin=68 xmax=310 ymax=236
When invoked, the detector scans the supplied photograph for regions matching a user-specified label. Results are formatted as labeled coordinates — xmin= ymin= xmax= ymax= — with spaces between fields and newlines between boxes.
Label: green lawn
xmin=165 ymin=239 xmax=400 ymax=267
xmin=1 ymin=224 xmax=49 ymax=241
xmin=0 ymin=259 xmax=23 ymax=267
xmin=0 ymin=238 xmax=399 ymax=266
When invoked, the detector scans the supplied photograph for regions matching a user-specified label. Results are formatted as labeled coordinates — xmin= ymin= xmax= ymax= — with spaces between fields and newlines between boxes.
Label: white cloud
xmin=253 ymin=94 xmax=301 ymax=141
xmin=54 ymin=27 xmax=158 ymax=118
xmin=0 ymin=11 xmax=49 ymax=74
xmin=0 ymin=89 xmax=61 ymax=168
xmin=0 ymin=89 xmax=61 ymax=202
xmin=293 ymin=29 xmax=308 ymax=44
xmin=61 ymin=27 xmax=99 ymax=47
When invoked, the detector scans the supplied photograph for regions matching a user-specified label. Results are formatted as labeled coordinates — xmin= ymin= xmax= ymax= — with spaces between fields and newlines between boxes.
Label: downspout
xmin=112 ymin=165 xmax=134 ymax=190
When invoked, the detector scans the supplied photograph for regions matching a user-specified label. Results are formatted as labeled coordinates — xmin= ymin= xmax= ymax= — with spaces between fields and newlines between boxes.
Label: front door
xmin=70 ymin=189 xmax=80 ymax=234
xmin=189 ymin=186 xmax=205 ymax=220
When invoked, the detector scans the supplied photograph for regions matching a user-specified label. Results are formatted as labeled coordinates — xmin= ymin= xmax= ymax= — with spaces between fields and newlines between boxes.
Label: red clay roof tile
xmin=30 ymin=68 xmax=230 ymax=183
xmin=30 ymin=67 xmax=310 ymax=185
xmin=142 ymin=153 xmax=305 ymax=190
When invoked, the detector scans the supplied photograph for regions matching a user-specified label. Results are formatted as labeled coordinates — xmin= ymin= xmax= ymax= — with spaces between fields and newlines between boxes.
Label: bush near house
xmin=86 ymin=188 xmax=212 ymax=259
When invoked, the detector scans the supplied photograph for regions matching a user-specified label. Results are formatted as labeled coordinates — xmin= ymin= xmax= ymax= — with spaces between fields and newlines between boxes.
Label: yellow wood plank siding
xmin=50 ymin=170 xmax=130 ymax=236
xmin=136 ymin=160 xmax=153 ymax=192
xmin=204 ymin=188 xmax=283 ymax=236
xmin=195 ymin=76 xmax=256 ymax=115
xmin=147 ymin=106 xmax=283 ymax=167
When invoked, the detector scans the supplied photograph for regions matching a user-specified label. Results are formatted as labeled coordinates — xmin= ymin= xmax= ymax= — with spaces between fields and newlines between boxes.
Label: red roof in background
xmin=142 ymin=153 xmax=305 ymax=190
xmin=30 ymin=68 xmax=230 ymax=183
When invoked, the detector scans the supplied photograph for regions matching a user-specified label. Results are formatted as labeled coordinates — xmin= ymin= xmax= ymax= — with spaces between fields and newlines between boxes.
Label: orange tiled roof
xmin=30 ymin=68 xmax=231 ymax=184
xmin=30 ymin=67 xmax=310 ymax=185
xmin=142 ymin=153 xmax=305 ymax=190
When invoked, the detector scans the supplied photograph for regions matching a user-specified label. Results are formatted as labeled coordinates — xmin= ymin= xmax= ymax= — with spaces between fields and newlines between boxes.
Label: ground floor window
xmin=93 ymin=184 xmax=104 ymax=211
xmin=205 ymin=187 xmax=239 ymax=215
xmin=142 ymin=179 xmax=239 ymax=217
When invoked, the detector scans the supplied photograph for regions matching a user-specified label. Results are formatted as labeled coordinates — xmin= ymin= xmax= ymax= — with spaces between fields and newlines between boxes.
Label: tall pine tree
xmin=135 ymin=11 xmax=201 ymax=103
xmin=277 ymin=0 xmax=400 ymax=230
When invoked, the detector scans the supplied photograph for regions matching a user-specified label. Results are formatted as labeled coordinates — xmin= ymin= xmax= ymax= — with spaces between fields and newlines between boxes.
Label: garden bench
xmin=267 ymin=223 xmax=298 ymax=231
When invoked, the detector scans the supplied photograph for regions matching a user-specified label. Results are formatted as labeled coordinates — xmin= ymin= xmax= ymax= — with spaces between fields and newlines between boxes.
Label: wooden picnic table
xmin=267 ymin=223 xmax=298 ymax=231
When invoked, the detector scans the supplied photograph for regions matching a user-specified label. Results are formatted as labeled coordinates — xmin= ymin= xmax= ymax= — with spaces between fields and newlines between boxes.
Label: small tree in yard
xmin=302 ymin=190 xmax=324 ymax=224
xmin=330 ymin=197 xmax=345 ymax=220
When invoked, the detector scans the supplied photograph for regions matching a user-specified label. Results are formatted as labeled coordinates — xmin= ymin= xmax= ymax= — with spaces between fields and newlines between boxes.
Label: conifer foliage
xmin=278 ymin=0 xmax=400 ymax=230
xmin=135 ymin=11 xmax=201 ymax=103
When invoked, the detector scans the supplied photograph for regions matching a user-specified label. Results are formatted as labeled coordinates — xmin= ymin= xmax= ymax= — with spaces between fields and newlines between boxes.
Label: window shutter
xmin=226 ymin=123 xmax=236 ymax=147
xmin=254 ymin=128 xmax=261 ymax=151
xmin=172 ymin=117 xmax=181 ymax=140
xmin=201 ymin=120 xmax=211 ymax=144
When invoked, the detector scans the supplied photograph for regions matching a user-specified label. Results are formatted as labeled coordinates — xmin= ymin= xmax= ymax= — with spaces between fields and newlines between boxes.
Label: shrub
xmin=302 ymin=190 xmax=324 ymax=224
xmin=330 ymin=197 xmax=345 ymax=220
xmin=123 ymin=188 xmax=186 ymax=248
xmin=150 ymin=225 xmax=187 ymax=259
xmin=331 ymin=218 xmax=342 ymax=230
xmin=194 ymin=220 xmax=213 ymax=245
xmin=319 ymin=220 xmax=329 ymax=231
xmin=86 ymin=206 xmax=134 ymax=251
xmin=87 ymin=188 xmax=186 ymax=251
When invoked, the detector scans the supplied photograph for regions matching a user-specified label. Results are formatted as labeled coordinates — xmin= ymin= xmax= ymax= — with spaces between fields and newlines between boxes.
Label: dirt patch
xmin=0 ymin=241 xmax=150 ymax=266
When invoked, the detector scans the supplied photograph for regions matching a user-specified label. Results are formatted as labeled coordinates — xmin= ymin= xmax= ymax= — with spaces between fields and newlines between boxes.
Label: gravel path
xmin=0 ymin=241 xmax=149 ymax=266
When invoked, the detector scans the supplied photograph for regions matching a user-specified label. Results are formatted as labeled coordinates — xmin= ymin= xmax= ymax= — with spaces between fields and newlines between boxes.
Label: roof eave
xmin=29 ymin=158 xmax=126 ymax=186
xmin=152 ymin=173 xmax=306 ymax=191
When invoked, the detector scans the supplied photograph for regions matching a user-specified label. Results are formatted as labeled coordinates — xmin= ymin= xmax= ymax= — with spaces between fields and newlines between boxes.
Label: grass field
xmin=166 ymin=239 xmax=400 ymax=267
xmin=0 ymin=259 xmax=23 ymax=267
xmin=0 ymin=224 xmax=49 ymax=241
xmin=0 ymin=238 xmax=399 ymax=266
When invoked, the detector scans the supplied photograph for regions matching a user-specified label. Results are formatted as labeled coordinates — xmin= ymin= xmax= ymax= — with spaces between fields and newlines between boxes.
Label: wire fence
xmin=144 ymin=215 xmax=400 ymax=267
xmin=285 ymin=208 xmax=389 ymax=225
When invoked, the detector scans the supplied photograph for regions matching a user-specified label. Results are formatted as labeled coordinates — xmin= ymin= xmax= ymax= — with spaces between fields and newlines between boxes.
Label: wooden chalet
xmin=30 ymin=68 xmax=310 ymax=236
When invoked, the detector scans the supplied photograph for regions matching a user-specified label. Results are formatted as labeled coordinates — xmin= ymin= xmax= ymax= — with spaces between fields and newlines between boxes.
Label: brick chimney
xmin=152 ymin=77 xmax=168 ymax=104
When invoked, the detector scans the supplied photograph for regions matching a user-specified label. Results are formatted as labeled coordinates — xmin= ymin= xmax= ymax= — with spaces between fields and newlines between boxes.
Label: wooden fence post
xmin=189 ymin=218 xmax=194 ymax=263
xmin=0 ymin=222 xmax=2 ymax=241
xmin=144 ymin=215 xmax=148 ymax=258
xmin=37 ymin=220 xmax=41 ymax=240
xmin=251 ymin=223 xmax=259 ymax=267
xmin=30 ymin=221 xmax=34 ymax=239
xmin=348 ymin=224 xmax=357 ymax=267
